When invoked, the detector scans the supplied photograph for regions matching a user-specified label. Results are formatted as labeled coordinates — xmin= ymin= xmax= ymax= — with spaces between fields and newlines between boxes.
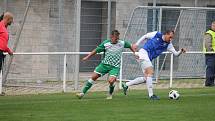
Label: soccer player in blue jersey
xmin=122 ymin=30 xmax=186 ymax=100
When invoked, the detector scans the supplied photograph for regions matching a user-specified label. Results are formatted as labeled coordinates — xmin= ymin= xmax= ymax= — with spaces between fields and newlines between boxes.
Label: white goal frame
xmin=119 ymin=51 xmax=215 ymax=89
xmin=120 ymin=6 xmax=215 ymax=89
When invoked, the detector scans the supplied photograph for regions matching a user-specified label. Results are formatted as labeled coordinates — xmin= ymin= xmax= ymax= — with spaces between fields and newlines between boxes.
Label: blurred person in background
xmin=0 ymin=12 xmax=13 ymax=72
xmin=203 ymin=21 xmax=215 ymax=87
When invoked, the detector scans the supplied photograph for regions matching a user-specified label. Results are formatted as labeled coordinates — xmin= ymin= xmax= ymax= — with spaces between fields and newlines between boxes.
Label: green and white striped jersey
xmin=95 ymin=39 xmax=131 ymax=67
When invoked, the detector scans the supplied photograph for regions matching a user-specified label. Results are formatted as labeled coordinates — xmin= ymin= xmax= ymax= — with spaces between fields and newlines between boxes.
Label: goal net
xmin=121 ymin=6 xmax=215 ymax=88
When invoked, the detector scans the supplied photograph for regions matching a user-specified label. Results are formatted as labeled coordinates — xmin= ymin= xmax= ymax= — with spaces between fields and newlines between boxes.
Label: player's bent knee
xmin=108 ymin=77 xmax=116 ymax=85
xmin=145 ymin=67 xmax=154 ymax=77
xmin=91 ymin=73 xmax=100 ymax=81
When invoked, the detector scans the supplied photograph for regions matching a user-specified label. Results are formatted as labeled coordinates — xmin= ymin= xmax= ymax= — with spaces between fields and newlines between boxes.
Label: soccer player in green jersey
xmin=76 ymin=30 xmax=135 ymax=99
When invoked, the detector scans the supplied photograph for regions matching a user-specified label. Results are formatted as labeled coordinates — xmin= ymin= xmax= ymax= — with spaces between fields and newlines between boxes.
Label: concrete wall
xmin=0 ymin=0 xmax=77 ymax=81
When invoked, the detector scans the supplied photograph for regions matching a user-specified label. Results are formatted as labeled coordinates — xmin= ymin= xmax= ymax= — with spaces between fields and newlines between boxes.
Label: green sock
xmin=109 ymin=85 xmax=115 ymax=95
xmin=82 ymin=80 xmax=93 ymax=94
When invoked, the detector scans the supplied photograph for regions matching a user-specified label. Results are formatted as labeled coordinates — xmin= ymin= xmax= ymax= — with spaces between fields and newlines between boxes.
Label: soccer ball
xmin=169 ymin=90 xmax=180 ymax=100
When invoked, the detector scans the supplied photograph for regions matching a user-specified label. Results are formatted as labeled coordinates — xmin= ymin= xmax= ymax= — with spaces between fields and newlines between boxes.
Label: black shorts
xmin=0 ymin=50 xmax=5 ymax=71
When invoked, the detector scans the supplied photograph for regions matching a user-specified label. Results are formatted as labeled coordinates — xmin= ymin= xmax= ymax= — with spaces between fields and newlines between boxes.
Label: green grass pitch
xmin=0 ymin=88 xmax=215 ymax=121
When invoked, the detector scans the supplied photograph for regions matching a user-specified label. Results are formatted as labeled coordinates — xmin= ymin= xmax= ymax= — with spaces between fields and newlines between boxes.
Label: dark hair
xmin=111 ymin=30 xmax=120 ymax=35
xmin=0 ymin=12 xmax=4 ymax=22
xmin=163 ymin=30 xmax=174 ymax=35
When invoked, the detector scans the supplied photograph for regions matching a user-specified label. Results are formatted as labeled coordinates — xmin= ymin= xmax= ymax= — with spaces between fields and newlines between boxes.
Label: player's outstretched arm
xmin=176 ymin=48 xmax=186 ymax=56
xmin=167 ymin=43 xmax=186 ymax=56
xmin=82 ymin=49 xmax=97 ymax=61
xmin=82 ymin=40 xmax=106 ymax=61
xmin=130 ymin=44 xmax=137 ymax=53
xmin=135 ymin=31 xmax=157 ymax=48
xmin=180 ymin=48 xmax=186 ymax=53
xmin=130 ymin=44 xmax=139 ymax=59
xmin=132 ymin=44 xmax=138 ymax=52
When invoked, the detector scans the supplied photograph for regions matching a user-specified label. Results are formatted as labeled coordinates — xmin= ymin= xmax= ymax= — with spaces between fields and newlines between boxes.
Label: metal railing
xmin=0 ymin=51 xmax=214 ymax=94
xmin=119 ymin=51 xmax=215 ymax=89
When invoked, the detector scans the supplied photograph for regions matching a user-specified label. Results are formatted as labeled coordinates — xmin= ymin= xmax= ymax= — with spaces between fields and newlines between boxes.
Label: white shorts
xmin=138 ymin=49 xmax=153 ymax=70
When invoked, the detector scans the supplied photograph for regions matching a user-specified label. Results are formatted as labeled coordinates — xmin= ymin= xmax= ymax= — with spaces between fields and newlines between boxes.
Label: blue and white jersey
xmin=136 ymin=31 xmax=181 ymax=61
xmin=142 ymin=32 xmax=169 ymax=61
